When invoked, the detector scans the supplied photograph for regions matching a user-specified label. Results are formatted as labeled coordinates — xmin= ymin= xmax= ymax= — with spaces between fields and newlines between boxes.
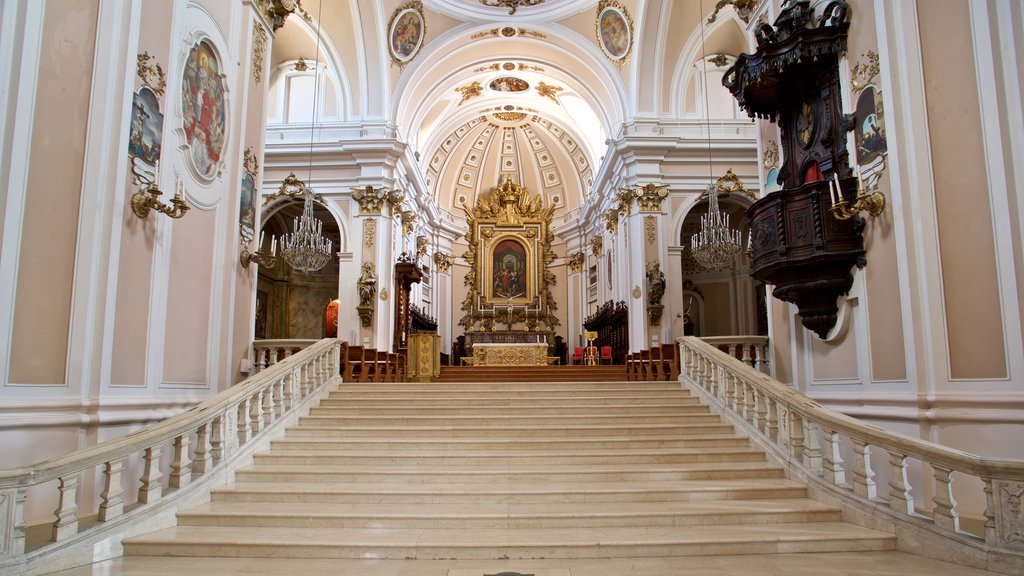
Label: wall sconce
xmin=828 ymin=172 xmax=885 ymax=221
xmin=131 ymin=172 xmax=189 ymax=219
xmin=240 ymin=233 xmax=279 ymax=269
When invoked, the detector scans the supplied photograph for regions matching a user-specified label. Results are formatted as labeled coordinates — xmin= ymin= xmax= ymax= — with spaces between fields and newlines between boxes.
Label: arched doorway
xmin=254 ymin=198 xmax=341 ymax=339
xmin=678 ymin=192 xmax=765 ymax=337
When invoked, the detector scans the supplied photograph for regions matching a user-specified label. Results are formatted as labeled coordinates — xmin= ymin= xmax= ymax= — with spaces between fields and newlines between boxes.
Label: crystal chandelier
xmin=280 ymin=189 xmax=333 ymax=274
xmin=278 ymin=2 xmax=332 ymax=274
xmin=690 ymin=185 xmax=742 ymax=270
xmin=689 ymin=0 xmax=743 ymax=271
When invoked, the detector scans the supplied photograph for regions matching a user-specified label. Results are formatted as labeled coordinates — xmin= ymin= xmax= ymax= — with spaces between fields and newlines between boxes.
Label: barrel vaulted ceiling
xmin=268 ymin=0 xmax=753 ymax=219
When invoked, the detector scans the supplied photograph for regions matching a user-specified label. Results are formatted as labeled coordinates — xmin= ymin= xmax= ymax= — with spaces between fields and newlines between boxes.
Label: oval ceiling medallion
xmin=489 ymin=76 xmax=529 ymax=93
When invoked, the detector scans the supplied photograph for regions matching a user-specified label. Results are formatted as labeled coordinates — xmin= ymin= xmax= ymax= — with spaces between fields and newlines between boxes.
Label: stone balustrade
xmin=252 ymin=339 xmax=319 ymax=372
xmin=679 ymin=336 xmax=1024 ymax=574
xmin=700 ymin=335 xmax=769 ymax=372
xmin=0 ymin=339 xmax=341 ymax=574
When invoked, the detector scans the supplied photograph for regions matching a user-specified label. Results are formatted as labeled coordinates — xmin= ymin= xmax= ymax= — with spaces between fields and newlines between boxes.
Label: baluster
xmin=852 ymin=440 xmax=877 ymax=500
xmin=249 ymin=392 xmax=263 ymax=435
xmin=51 ymin=474 xmax=80 ymax=541
xmin=744 ymin=382 xmax=756 ymax=424
xmin=237 ymin=399 xmax=251 ymax=446
xmin=255 ymin=346 xmax=267 ymax=373
xmin=98 ymin=458 xmax=126 ymax=521
xmin=756 ymin=389 xmax=769 ymax=433
xmin=210 ymin=415 xmax=224 ymax=465
xmin=786 ymin=409 xmax=803 ymax=460
xmin=268 ymin=347 xmax=279 ymax=367
xmin=724 ymin=369 xmax=736 ymax=411
xmin=741 ymin=343 xmax=753 ymax=366
xmin=138 ymin=445 xmax=163 ymax=504
xmin=983 ymin=477 xmax=997 ymax=545
xmin=273 ymin=377 xmax=285 ymax=417
xmin=764 ymin=395 xmax=778 ymax=440
xmin=684 ymin=347 xmax=694 ymax=380
xmin=803 ymin=420 xmax=823 ymax=476
xmin=261 ymin=385 xmax=274 ymax=427
xmin=755 ymin=343 xmax=766 ymax=370
xmin=930 ymin=464 xmax=959 ymax=532
xmin=887 ymin=451 xmax=914 ymax=515
xmin=193 ymin=422 xmax=211 ymax=477
xmin=823 ymin=428 xmax=848 ymax=487
xmin=169 ymin=434 xmax=191 ymax=489
xmin=283 ymin=346 xmax=294 ymax=359
xmin=9 ymin=487 xmax=26 ymax=555
xmin=746 ymin=385 xmax=758 ymax=427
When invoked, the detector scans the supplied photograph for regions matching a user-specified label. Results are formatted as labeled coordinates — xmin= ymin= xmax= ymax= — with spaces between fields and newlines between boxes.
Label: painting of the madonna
xmin=492 ymin=239 xmax=527 ymax=299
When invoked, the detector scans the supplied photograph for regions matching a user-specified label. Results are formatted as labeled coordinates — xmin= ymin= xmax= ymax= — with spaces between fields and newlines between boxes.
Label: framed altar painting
xmin=388 ymin=1 xmax=425 ymax=67
xmin=489 ymin=238 xmax=530 ymax=301
xmin=596 ymin=0 xmax=633 ymax=65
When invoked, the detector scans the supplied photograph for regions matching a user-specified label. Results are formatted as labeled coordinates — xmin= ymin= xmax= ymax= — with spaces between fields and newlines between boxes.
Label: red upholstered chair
xmin=571 ymin=347 xmax=584 ymax=365
xmin=600 ymin=346 xmax=612 ymax=365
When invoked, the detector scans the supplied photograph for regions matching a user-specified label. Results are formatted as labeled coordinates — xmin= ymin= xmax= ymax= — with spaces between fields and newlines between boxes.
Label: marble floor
xmin=42 ymin=551 xmax=1006 ymax=576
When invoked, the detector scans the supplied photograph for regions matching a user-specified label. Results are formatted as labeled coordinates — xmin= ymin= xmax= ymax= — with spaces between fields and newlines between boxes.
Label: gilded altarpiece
xmin=459 ymin=178 xmax=559 ymax=335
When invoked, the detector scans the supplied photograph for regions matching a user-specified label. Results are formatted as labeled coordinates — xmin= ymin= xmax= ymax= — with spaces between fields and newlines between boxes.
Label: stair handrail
xmin=0 ymin=338 xmax=342 ymax=574
xmin=679 ymin=336 xmax=1024 ymax=574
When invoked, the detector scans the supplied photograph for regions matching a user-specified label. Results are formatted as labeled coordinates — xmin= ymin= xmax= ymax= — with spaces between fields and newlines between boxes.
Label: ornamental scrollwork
xmin=263 ymin=173 xmax=323 ymax=205
xmin=243 ymin=147 xmax=259 ymax=178
xmin=700 ymin=168 xmax=756 ymax=200
xmin=615 ymin=188 xmax=634 ymax=216
xmin=851 ymin=50 xmax=880 ymax=94
xmin=996 ymin=481 xmax=1024 ymax=550
xmin=433 ymin=251 xmax=452 ymax=272
xmin=136 ymin=52 xmax=166 ymax=96
xmin=603 ymin=209 xmax=618 ymax=235
xmin=350 ymin=185 xmax=391 ymax=215
xmin=645 ymin=215 xmax=657 ymax=244
xmin=590 ymin=236 xmax=603 ymax=258
xmin=251 ymin=23 xmax=267 ymax=85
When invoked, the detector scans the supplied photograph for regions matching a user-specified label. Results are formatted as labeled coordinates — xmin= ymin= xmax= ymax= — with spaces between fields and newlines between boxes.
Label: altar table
xmin=472 ymin=342 xmax=549 ymax=366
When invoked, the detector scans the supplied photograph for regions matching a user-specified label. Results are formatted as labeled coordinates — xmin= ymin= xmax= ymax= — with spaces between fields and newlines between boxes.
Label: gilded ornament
xmin=478 ymin=0 xmax=545 ymax=16
xmin=851 ymin=50 xmax=880 ymax=94
xmin=595 ymin=0 xmax=634 ymax=67
xmin=470 ymin=27 xmax=546 ymax=40
xmin=136 ymin=52 xmax=166 ymax=96
xmin=350 ymin=184 xmax=392 ymax=215
xmin=293 ymin=57 xmax=309 ymax=72
xmin=567 ymin=251 xmax=584 ymax=273
xmin=243 ymin=147 xmax=259 ymax=177
xmin=433 ymin=251 xmax=453 ymax=272
xmin=710 ymin=53 xmax=730 ymax=68
xmin=363 ymin=219 xmax=376 ymax=248
xmin=380 ymin=288 xmax=388 ymax=301
xmin=631 ymin=285 xmax=641 ymax=299
xmin=706 ymin=0 xmax=759 ymax=24
xmin=264 ymin=0 xmax=300 ymax=31
xmin=401 ymin=210 xmax=417 ymax=236
xmin=603 ymin=209 xmax=618 ymax=235
xmin=701 ymin=168 xmax=756 ymax=200
xmin=645 ymin=215 xmax=657 ymax=244
xmin=763 ymin=140 xmax=779 ymax=171
xmin=590 ymin=236 xmax=603 ymax=258
xmin=264 ymin=172 xmax=324 ymax=205
xmin=251 ymin=23 xmax=267 ymax=85
xmin=387 ymin=1 xmax=426 ymax=68
xmin=456 ymin=81 xmax=484 ymax=105
xmin=494 ymin=112 xmax=527 ymax=122
xmin=416 ymin=235 xmax=429 ymax=259
xmin=535 ymin=82 xmax=563 ymax=104
xmin=635 ymin=183 xmax=670 ymax=212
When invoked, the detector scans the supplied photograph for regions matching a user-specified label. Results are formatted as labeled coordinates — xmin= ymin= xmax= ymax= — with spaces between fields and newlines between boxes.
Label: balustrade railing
xmin=679 ymin=336 xmax=1024 ymax=574
xmin=0 ymin=339 xmax=341 ymax=574
xmin=252 ymin=339 xmax=318 ymax=373
xmin=700 ymin=335 xmax=769 ymax=372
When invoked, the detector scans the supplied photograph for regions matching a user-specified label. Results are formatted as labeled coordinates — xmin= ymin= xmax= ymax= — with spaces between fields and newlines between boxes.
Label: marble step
xmin=123 ymin=522 xmax=895 ymax=559
xmin=327 ymin=395 xmax=691 ymax=406
xmin=297 ymin=413 xmax=722 ymax=426
xmin=330 ymin=387 xmax=685 ymax=398
xmin=278 ymin=422 xmax=737 ymax=437
xmin=312 ymin=401 xmax=705 ymax=414
xmin=271 ymin=434 xmax=752 ymax=451
xmin=211 ymin=479 xmax=810 ymax=504
xmin=253 ymin=447 xmax=767 ymax=466
xmin=176 ymin=499 xmax=842 ymax=529
xmin=232 ymin=462 xmax=785 ymax=483
xmin=337 ymin=381 xmax=685 ymax=391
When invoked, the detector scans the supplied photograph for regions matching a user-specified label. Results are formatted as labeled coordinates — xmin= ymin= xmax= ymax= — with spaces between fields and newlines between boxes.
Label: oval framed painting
xmin=388 ymin=2 xmax=426 ymax=66
xmin=596 ymin=1 xmax=633 ymax=64
xmin=488 ymin=76 xmax=529 ymax=93
xmin=181 ymin=39 xmax=227 ymax=180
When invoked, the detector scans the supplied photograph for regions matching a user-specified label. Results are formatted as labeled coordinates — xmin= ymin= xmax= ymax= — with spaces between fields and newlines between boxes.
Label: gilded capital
xmin=567 ymin=251 xmax=584 ymax=273
xmin=433 ymin=251 xmax=452 ymax=272
xmin=590 ymin=236 xmax=603 ymax=258
xmin=401 ymin=210 xmax=417 ymax=236
xmin=635 ymin=183 xmax=669 ymax=212
xmin=351 ymin=185 xmax=389 ymax=215
xmin=615 ymin=189 xmax=635 ymax=216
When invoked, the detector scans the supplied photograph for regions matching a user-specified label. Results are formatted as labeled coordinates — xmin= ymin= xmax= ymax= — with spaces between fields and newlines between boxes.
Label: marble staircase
xmin=121 ymin=379 xmax=896 ymax=560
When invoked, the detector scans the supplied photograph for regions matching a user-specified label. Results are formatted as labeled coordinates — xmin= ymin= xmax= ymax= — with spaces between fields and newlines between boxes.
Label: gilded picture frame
xmin=484 ymin=234 xmax=536 ymax=304
xmin=388 ymin=1 xmax=426 ymax=67
xmin=596 ymin=0 xmax=633 ymax=66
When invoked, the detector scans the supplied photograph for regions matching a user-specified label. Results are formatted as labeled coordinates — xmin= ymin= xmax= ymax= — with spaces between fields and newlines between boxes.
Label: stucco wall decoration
xmin=388 ymin=1 xmax=426 ymax=68
xmin=596 ymin=0 xmax=633 ymax=66
xmin=181 ymin=39 xmax=227 ymax=181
